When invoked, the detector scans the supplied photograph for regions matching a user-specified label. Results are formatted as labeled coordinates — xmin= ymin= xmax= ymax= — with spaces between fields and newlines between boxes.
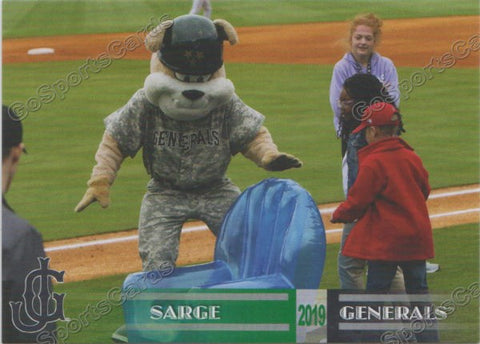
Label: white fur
xmin=144 ymin=73 xmax=235 ymax=121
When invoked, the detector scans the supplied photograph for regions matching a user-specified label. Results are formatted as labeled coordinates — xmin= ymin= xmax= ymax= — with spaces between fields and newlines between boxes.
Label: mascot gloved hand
xmin=75 ymin=14 xmax=302 ymax=272
xmin=74 ymin=132 xmax=124 ymax=212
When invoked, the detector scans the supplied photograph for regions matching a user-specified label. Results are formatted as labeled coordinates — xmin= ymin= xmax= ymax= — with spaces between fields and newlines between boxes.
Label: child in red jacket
xmin=331 ymin=102 xmax=434 ymax=294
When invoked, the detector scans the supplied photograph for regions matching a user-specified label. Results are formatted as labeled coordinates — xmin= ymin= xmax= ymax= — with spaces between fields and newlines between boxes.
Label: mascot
xmin=75 ymin=14 xmax=302 ymax=272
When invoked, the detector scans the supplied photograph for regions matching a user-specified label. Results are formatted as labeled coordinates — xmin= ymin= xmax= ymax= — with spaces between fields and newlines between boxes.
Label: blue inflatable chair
xmin=118 ymin=178 xmax=326 ymax=342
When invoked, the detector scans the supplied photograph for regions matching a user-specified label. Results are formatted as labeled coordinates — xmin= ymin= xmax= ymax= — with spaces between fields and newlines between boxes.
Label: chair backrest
xmin=214 ymin=178 xmax=326 ymax=289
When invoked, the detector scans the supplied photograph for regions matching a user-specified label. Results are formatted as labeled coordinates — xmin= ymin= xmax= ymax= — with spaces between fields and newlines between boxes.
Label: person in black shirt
xmin=2 ymin=105 xmax=57 ymax=343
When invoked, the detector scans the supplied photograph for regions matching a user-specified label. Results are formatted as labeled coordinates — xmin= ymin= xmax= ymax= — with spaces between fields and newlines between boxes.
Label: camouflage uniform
xmin=105 ymin=89 xmax=264 ymax=271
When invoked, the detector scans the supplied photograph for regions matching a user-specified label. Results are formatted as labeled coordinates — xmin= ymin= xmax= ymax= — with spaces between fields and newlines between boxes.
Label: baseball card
xmin=2 ymin=1 xmax=478 ymax=343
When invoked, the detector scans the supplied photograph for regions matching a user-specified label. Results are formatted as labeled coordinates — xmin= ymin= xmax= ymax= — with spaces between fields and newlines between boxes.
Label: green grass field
xmin=3 ymin=0 xmax=478 ymax=38
xmin=2 ymin=1 xmax=479 ymax=343
xmin=2 ymin=62 xmax=478 ymax=240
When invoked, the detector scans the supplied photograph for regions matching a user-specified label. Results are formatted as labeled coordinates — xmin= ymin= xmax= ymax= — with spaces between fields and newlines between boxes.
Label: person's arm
xmin=383 ymin=59 xmax=400 ymax=107
xmin=331 ymin=163 xmax=385 ymax=223
xmin=75 ymin=90 xmax=147 ymax=212
xmin=421 ymin=178 xmax=431 ymax=201
xmin=74 ymin=132 xmax=125 ymax=212
xmin=226 ymin=95 xmax=302 ymax=171
xmin=329 ymin=64 xmax=343 ymax=134
xmin=417 ymin=156 xmax=431 ymax=200
xmin=242 ymin=126 xmax=302 ymax=171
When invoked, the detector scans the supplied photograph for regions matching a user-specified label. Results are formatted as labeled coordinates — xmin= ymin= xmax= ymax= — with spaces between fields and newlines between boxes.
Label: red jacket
xmin=332 ymin=137 xmax=434 ymax=261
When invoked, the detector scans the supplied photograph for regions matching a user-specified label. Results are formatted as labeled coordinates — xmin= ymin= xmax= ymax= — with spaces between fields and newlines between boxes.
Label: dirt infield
xmin=4 ymin=16 xmax=479 ymax=282
xmin=3 ymin=16 xmax=479 ymax=67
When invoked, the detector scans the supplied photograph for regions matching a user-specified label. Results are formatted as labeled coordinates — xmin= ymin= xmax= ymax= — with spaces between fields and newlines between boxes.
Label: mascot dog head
xmin=144 ymin=15 xmax=238 ymax=121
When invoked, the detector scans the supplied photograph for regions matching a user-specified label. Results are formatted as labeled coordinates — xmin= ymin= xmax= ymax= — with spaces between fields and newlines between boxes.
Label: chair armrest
xmin=203 ymin=273 xmax=294 ymax=289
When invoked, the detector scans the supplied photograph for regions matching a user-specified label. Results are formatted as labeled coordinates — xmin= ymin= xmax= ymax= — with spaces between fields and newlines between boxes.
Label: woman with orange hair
xmin=329 ymin=13 xmax=400 ymax=148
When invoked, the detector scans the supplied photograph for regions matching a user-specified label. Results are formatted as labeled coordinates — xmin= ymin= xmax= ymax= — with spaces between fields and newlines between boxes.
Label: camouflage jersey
xmin=105 ymin=89 xmax=264 ymax=190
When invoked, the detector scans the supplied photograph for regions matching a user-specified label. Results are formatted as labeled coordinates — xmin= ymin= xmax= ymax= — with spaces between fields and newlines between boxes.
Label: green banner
xmin=123 ymin=289 xmax=327 ymax=343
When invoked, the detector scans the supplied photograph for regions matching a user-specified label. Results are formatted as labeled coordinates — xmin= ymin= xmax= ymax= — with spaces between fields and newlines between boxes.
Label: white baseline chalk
xmin=45 ymin=188 xmax=480 ymax=253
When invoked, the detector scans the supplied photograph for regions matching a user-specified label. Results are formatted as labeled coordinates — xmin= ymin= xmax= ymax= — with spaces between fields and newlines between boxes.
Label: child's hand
xmin=330 ymin=216 xmax=342 ymax=224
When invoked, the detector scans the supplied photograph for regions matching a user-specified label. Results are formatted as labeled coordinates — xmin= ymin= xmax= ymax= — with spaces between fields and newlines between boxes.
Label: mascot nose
xmin=182 ymin=90 xmax=205 ymax=101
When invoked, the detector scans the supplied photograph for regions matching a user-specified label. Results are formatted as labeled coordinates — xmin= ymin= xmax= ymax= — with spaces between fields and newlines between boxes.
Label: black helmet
xmin=159 ymin=15 xmax=224 ymax=75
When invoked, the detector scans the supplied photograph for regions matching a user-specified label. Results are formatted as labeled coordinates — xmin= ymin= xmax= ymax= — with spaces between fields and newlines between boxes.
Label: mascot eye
xmin=175 ymin=72 xmax=212 ymax=83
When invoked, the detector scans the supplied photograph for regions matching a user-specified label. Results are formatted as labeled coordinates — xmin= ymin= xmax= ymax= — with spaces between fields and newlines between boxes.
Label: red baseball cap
xmin=352 ymin=102 xmax=400 ymax=134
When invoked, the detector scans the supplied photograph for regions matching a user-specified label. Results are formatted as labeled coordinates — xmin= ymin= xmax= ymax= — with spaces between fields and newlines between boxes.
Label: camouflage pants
xmin=138 ymin=178 xmax=241 ymax=271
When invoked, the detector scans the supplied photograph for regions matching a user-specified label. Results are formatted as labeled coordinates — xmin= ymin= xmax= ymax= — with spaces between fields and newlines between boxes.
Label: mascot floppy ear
xmin=213 ymin=19 xmax=239 ymax=45
xmin=145 ymin=20 xmax=174 ymax=74
xmin=145 ymin=20 xmax=174 ymax=52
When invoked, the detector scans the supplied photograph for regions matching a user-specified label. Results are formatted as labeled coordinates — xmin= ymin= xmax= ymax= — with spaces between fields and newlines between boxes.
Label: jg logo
xmin=9 ymin=257 xmax=65 ymax=333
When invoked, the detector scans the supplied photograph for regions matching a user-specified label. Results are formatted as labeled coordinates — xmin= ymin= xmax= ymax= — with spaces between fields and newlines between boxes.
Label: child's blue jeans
xmin=367 ymin=260 xmax=439 ymax=343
